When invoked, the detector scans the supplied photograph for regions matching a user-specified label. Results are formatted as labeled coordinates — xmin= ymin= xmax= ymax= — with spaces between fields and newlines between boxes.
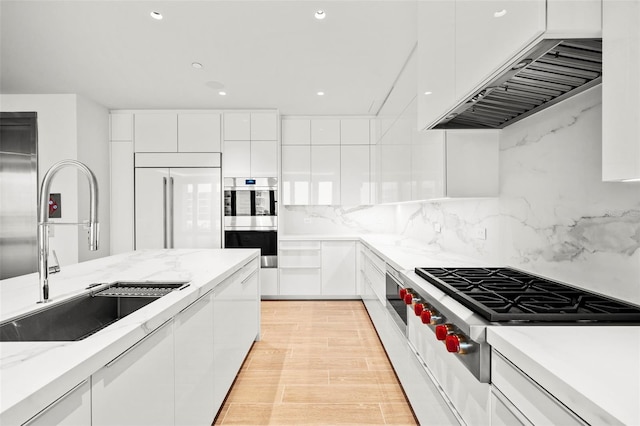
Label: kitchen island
xmin=0 ymin=249 xmax=260 ymax=426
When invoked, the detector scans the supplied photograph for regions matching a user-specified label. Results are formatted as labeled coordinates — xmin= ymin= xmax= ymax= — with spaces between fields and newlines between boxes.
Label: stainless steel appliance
xmin=135 ymin=166 xmax=222 ymax=249
xmin=385 ymin=266 xmax=409 ymax=333
xmin=0 ymin=112 xmax=38 ymax=279
xmin=407 ymin=267 xmax=640 ymax=383
xmin=223 ymin=177 xmax=277 ymax=268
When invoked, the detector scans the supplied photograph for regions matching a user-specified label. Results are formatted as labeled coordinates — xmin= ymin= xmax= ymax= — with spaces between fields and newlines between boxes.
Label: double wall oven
xmin=223 ymin=177 xmax=277 ymax=268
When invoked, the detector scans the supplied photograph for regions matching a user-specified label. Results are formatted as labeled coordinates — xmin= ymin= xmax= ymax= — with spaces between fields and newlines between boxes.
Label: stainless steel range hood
xmin=435 ymin=38 xmax=602 ymax=129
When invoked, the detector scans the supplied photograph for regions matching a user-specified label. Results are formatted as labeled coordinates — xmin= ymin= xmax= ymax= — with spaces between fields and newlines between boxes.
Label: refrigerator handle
xmin=168 ymin=177 xmax=175 ymax=249
xmin=163 ymin=177 xmax=168 ymax=249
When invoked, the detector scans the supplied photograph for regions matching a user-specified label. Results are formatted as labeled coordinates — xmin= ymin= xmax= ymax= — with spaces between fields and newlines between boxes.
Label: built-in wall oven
xmin=223 ymin=177 xmax=277 ymax=268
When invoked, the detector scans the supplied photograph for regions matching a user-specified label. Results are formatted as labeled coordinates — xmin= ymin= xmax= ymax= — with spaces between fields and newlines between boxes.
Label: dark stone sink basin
xmin=0 ymin=281 xmax=189 ymax=342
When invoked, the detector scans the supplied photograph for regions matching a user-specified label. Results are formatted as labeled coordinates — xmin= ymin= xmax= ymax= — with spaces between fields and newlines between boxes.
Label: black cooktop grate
xmin=414 ymin=267 xmax=640 ymax=322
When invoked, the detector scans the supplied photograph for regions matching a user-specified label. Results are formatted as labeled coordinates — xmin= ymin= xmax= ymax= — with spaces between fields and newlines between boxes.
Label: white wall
xmin=0 ymin=94 xmax=110 ymax=267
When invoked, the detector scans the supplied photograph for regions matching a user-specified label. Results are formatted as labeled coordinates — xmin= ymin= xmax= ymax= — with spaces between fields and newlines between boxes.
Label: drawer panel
xmin=279 ymin=268 xmax=321 ymax=295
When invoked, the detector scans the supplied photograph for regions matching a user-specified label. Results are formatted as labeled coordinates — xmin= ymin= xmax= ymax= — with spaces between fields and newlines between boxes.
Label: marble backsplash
xmin=281 ymin=86 xmax=640 ymax=305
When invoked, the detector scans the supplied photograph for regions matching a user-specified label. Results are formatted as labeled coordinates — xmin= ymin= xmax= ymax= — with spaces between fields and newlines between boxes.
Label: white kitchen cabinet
xmin=340 ymin=119 xmax=370 ymax=145
xmin=110 ymin=113 xmax=133 ymax=141
xmin=412 ymin=131 xmax=445 ymax=200
xmin=361 ymin=245 xmax=386 ymax=306
xmin=310 ymin=145 xmax=340 ymax=205
xmin=602 ymin=0 xmax=640 ymax=181
xmin=340 ymin=145 xmax=370 ymax=205
xmin=281 ymin=145 xmax=311 ymax=205
xmin=134 ymin=113 xmax=178 ymax=152
xmin=282 ymin=118 xmax=311 ymax=145
xmin=311 ymin=118 xmax=340 ymax=145
xmin=378 ymin=143 xmax=412 ymax=203
xmin=178 ymin=113 xmax=221 ymax=152
xmin=174 ymin=292 xmax=215 ymax=426
xmin=250 ymin=140 xmax=278 ymax=177
xmin=250 ymin=111 xmax=278 ymax=141
xmin=491 ymin=349 xmax=586 ymax=425
xmin=261 ymin=268 xmax=278 ymax=296
xmin=321 ymin=241 xmax=356 ymax=296
xmin=490 ymin=388 xmax=532 ymax=426
xmin=417 ymin=1 xmax=456 ymax=131
xmin=455 ymin=0 xmax=546 ymax=100
xmin=279 ymin=240 xmax=322 ymax=296
xmin=110 ymin=140 xmax=134 ymax=254
xmin=92 ymin=320 xmax=175 ymax=426
xmin=279 ymin=268 xmax=322 ymax=295
xmin=223 ymin=140 xmax=251 ymax=176
xmin=24 ymin=380 xmax=91 ymax=426
xmin=223 ymin=112 xmax=251 ymax=141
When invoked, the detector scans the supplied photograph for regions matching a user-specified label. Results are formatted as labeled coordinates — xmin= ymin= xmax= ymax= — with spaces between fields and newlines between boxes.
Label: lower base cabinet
xmin=25 ymin=380 xmax=91 ymax=426
xmin=92 ymin=320 xmax=175 ymax=426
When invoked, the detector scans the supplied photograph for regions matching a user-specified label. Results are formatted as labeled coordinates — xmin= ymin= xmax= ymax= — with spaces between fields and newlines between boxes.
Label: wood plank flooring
xmin=213 ymin=300 xmax=418 ymax=425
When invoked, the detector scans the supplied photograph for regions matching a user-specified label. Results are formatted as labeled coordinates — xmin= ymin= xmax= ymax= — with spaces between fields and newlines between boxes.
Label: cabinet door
xmin=378 ymin=144 xmax=412 ymax=203
xmin=251 ymin=112 xmax=278 ymax=141
xmin=490 ymin=389 xmax=532 ymax=426
xmin=25 ymin=380 xmax=91 ymax=426
xmin=134 ymin=113 xmax=178 ymax=152
xmin=311 ymin=118 xmax=340 ymax=145
xmin=340 ymin=119 xmax=370 ymax=145
xmin=135 ymin=167 xmax=170 ymax=249
xmin=239 ymin=265 xmax=260 ymax=346
xmin=412 ymin=130 xmax=445 ymax=200
xmin=445 ymin=130 xmax=499 ymax=197
xmin=311 ymin=145 xmax=340 ymax=205
xmin=341 ymin=145 xmax=370 ymax=205
xmin=282 ymin=145 xmax=311 ymax=205
xmin=602 ymin=0 xmax=640 ymax=181
xmin=260 ymin=268 xmax=278 ymax=296
xmin=110 ymin=113 xmax=133 ymax=141
xmin=251 ymin=140 xmax=278 ymax=177
xmin=417 ymin=1 xmax=456 ymax=130
xmin=111 ymin=141 xmax=134 ymax=254
xmin=321 ymin=241 xmax=357 ymax=295
xmin=92 ymin=321 xmax=174 ymax=426
xmin=279 ymin=268 xmax=322 ymax=295
xmin=223 ymin=140 xmax=251 ymax=177
xmin=455 ymin=0 xmax=545 ymax=99
xmin=223 ymin=112 xmax=251 ymax=140
xmin=178 ymin=113 xmax=221 ymax=152
xmin=174 ymin=293 xmax=215 ymax=426
xmin=282 ymin=118 xmax=311 ymax=145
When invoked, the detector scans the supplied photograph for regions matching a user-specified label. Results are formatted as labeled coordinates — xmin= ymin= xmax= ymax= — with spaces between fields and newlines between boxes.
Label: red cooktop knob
xmin=399 ymin=288 xmax=407 ymax=299
xmin=414 ymin=303 xmax=425 ymax=316
xmin=420 ymin=310 xmax=432 ymax=324
xmin=435 ymin=324 xmax=450 ymax=340
xmin=404 ymin=293 xmax=413 ymax=304
xmin=445 ymin=334 xmax=461 ymax=353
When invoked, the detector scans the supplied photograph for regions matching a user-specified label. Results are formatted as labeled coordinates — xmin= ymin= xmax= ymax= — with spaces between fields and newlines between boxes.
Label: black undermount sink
xmin=0 ymin=281 xmax=189 ymax=342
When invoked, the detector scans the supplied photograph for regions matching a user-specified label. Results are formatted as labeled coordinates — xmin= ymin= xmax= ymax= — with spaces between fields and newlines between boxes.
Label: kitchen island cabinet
xmin=0 ymin=249 xmax=260 ymax=426
xmin=22 ymin=380 xmax=91 ymax=426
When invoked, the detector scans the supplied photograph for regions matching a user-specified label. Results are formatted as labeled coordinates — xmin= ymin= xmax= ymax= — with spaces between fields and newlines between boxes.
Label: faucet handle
xmin=48 ymin=250 xmax=61 ymax=274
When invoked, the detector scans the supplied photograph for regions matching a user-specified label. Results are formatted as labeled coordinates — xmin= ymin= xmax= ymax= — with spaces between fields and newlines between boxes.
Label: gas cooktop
xmin=414 ymin=267 xmax=640 ymax=323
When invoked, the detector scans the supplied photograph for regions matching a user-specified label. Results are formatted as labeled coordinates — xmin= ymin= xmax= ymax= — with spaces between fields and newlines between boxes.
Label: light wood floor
xmin=213 ymin=300 xmax=418 ymax=425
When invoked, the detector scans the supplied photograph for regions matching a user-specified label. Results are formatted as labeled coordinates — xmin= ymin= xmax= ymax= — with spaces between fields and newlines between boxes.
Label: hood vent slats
xmin=435 ymin=39 xmax=602 ymax=129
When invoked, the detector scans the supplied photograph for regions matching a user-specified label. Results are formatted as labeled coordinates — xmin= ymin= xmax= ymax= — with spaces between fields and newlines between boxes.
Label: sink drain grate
xmin=94 ymin=286 xmax=176 ymax=298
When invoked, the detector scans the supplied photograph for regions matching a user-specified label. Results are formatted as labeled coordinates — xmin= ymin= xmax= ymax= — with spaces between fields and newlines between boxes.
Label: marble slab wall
xmin=499 ymin=85 xmax=640 ymax=305
xmin=280 ymin=204 xmax=397 ymax=235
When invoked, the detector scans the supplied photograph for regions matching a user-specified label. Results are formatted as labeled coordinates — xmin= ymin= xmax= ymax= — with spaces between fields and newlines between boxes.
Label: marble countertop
xmin=0 ymin=248 xmax=259 ymax=425
xmin=487 ymin=326 xmax=640 ymax=426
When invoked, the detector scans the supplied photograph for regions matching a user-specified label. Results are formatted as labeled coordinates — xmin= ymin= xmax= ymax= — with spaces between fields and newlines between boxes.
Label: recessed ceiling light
xmin=317 ymin=91 xmax=325 ymax=96
xmin=314 ymin=10 xmax=326 ymax=20
xmin=191 ymin=62 xmax=203 ymax=69
xmin=424 ymin=91 xmax=433 ymax=95
xmin=219 ymin=91 xmax=227 ymax=96
xmin=493 ymin=9 xmax=507 ymax=18
xmin=150 ymin=11 xmax=163 ymax=20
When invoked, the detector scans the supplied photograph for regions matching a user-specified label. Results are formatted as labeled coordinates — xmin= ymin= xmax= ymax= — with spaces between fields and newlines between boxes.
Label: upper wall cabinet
xmin=282 ymin=119 xmax=311 ymax=145
xmin=602 ymin=0 xmax=640 ymax=182
xmin=311 ymin=119 xmax=340 ymax=145
xmin=454 ymin=0 xmax=546 ymax=100
xmin=223 ymin=111 xmax=278 ymax=177
xmin=133 ymin=112 xmax=221 ymax=153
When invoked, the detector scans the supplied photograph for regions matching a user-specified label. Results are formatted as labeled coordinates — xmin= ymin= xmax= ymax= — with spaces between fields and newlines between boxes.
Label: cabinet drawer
xmin=279 ymin=268 xmax=321 ymax=295
xmin=279 ymin=241 xmax=322 ymax=268
xmin=492 ymin=350 xmax=586 ymax=426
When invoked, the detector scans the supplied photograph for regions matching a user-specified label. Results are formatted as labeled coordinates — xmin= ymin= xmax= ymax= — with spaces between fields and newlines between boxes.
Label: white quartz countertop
xmin=0 ymin=248 xmax=259 ymax=425
xmin=487 ymin=326 xmax=640 ymax=426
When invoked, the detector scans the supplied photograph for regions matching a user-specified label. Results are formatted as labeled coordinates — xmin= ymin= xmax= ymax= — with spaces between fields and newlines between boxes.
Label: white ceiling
xmin=0 ymin=0 xmax=417 ymax=115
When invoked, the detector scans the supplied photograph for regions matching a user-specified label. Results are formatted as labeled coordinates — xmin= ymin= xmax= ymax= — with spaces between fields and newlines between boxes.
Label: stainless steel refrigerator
xmin=135 ymin=166 xmax=222 ymax=249
xmin=0 ymin=112 xmax=38 ymax=279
